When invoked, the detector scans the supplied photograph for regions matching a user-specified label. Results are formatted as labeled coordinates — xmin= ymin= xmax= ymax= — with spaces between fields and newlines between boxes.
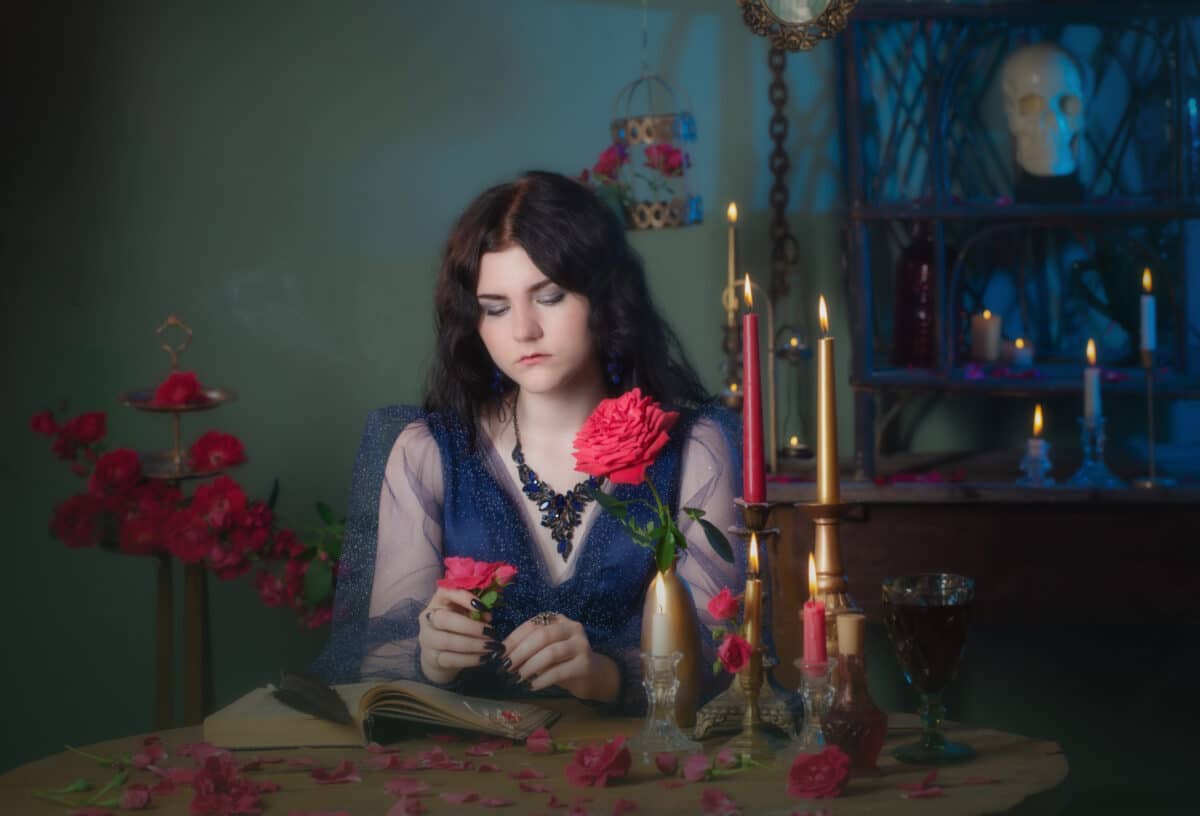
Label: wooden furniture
xmin=0 ymin=709 xmax=1068 ymax=815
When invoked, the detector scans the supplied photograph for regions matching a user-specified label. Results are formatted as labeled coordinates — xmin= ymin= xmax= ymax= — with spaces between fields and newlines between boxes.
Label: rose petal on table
xmin=367 ymin=741 xmax=400 ymax=754
xmin=439 ymin=791 xmax=480 ymax=804
xmin=416 ymin=747 xmax=451 ymax=766
xmin=178 ymin=741 xmax=226 ymax=762
xmin=384 ymin=777 xmax=431 ymax=797
xmin=659 ymin=779 xmax=687 ymax=789
xmin=964 ymin=776 xmax=1000 ymax=785
xmin=480 ymin=796 xmax=514 ymax=807
xmin=654 ymin=752 xmax=678 ymax=775
xmin=511 ymin=767 xmax=548 ymax=780
xmin=526 ymin=728 xmax=554 ymax=754
xmin=714 ymin=748 xmax=738 ymax=770
xmin=612 ymin=797 xmax=638 ymax=814
xmin=477 ymin=762 xmax=502 ymax=773
xmin=256 ymin=781 xmax=282 ymax=793
xmin=547 ymin=794 xmax=568 ymax=809
xmin=386 ymin=797 xmax=427 ymax=816
xmin=897 ymin=769 xmax=939 ymax=791
xmin=902 ymin=785 xmax=946 ymax=799
xmin=310 ymin=760 xmax=361 ymax=784
xmin=520 ymin=781 xmax=553 ymax=793
xmin=373 ymin=754 xmax=409 ymax=771
xmin=682 ymin=753 xmax=712 ymax=782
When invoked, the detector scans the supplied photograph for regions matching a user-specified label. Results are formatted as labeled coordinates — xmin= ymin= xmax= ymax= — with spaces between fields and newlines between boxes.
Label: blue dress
xmin=312 ymin=401 xmax=745 ymax=711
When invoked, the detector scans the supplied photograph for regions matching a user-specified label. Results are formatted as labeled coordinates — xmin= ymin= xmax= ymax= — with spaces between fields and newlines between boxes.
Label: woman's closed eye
xmin=479 ymin=291 xmax=565 ymax=317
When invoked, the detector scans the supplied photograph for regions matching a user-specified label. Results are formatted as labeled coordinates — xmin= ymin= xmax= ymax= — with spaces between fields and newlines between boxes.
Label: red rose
xmin=238 ymin=501 xmax=273 ymax=530
xmin=270 ymin=528 xmax=305 ymax=559
xmin=119 ymin=513 xmax=166 ymax=556
xmin=644 ymin=144 xmax=688 ymax=177
xmin=573 ymin=388 xmax=679 ymax=485
xmin=437 ymin=556 xmax=518 ymax=592
xmin=51 ymin=432 xmax=79 ymax=461
xmin=716 ymin=633 xmax=753 ymax=674
xmin=564 ymin=735 xmax=631 ymax=788
xmin=190 ymin=753 xmax=262 ymax=816
xmin=786 ymin=745 xmax=851 ymax=800
xmin=153 ymin=370 xmax=204 ymax=407
xmin=88 ymin=449 xmax=142 ymax=496
xmin=188 ymin=431 xmax=246 ymax=472
xmin=191 ymin=476 xmax=247 ymax=531
xmin=62 ymin=411 xmax=106 ymax=444
xmin=210 ymin=541 xmax=251 ymax=581
xmin=50 ymin=494 xmax=108 ymax=548
xmin=593 ymin=144 xmax=629 ymax=181
xmin=162 ymin=508 xmax=217 ymax=564
xmin=305 ymin=603 xmax=333 ymax=629
xmin=129 ymin=481 xmax=183 ymax=516
xmin=706 ymin=588 xmax=740 ymax=621
xmin=526 ymin=727 xmax=554 ymax=754
xmin=254 ymin=571 xmax=288 ymax=607
xmin=29 ymin=410 xmax=58 ymax=436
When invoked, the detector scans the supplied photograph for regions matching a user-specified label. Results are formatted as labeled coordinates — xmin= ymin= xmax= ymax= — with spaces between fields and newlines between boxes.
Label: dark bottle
xmin=891 ymin=222 xmax=937 ymax=368
xmin=824 ymin=616 xmax=887 ymax=773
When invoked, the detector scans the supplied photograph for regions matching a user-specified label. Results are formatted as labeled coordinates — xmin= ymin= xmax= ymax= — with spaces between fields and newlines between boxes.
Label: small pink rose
xmin=706 ymin=588 xmax=741 ymax=621
xmin=654 ymin=752 xmax=678 ymax=775
xmin=682 ymin=753 xmax=712 ymax=782
xmin=716 ymin=633 xmax=753 ymax=674
xmin=714 ymin=747 xmax=738 ymax=769
xmin=526 ymin=727 xmax=555 ymax=754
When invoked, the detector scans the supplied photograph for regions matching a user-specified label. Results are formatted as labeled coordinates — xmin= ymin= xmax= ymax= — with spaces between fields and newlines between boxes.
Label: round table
xmin=0 ymin=710 xmax=1068 ymax=814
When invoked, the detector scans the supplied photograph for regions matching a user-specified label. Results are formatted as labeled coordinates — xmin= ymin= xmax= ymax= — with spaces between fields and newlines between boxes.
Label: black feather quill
xmin=272 ymin=671 xmax=354 ymax=725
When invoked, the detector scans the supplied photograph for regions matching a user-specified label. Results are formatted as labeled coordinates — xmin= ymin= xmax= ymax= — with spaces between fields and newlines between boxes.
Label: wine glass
xmin=881 ymin=573 xmax=976 ymax=764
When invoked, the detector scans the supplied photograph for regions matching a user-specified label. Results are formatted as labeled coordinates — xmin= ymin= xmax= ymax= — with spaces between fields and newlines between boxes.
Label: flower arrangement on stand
xmin=577 ymin=141 xmax=694 ymax=231
xmin=705 ymin=587 xmax=755 ymax=676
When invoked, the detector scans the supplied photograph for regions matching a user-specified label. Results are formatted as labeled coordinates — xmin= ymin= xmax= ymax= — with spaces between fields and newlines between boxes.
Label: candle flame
xmin=983 ymin=309 xmax=993 ymax=320
xmin=1086 ymin=338 xmax=1096 ymax=366
xmin=1033 ymin=403 xmax=1043 ymax=437
xmin=727 ymin=202 xmax=738 ymax=224
xmin=818 ymin=296 xmax=829 ymax=334
xmin=789 ymin=336 xmax=799 ymax=348
xmin=743 ymin=275 xmax=753 ymax=309
xmin=790 ymin=434 xmax=799 ymax=446
xmin=1015 ymin=337 xmax=1025 ymax=349
xmin=749 ymin=533 xmax=759 ymax=574
xmin=655 ymin=571 xmax=666 ymax=615
xmin=808 ymin=553 xmax=817 ymax=600
xmin=1142 ymin=267 xmax=1152 ymax=293
xmin=729 ymin=382 xmax=739 ymax=392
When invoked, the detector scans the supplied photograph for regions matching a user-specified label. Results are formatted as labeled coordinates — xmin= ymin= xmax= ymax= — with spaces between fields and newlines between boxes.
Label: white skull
xmin=1001 ymin=44 xmax=1086 ymax=177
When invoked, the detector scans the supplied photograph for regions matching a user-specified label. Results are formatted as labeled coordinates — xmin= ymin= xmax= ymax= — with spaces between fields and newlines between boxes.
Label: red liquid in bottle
xmin=824 ymin=653 xmax=888 ymax=773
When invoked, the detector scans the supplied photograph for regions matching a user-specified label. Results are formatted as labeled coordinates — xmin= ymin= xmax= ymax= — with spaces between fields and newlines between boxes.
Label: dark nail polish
xmin=517 ymin=677 xmax=533 ymax=691
xmin=501 ymin=657 xmax=512 ymax=672
xmin=482 ymin=626 xmax=497 ymax=638
xmin=479 ymin=653 xmax=490 ymax=664
xmin=486 ymin=640 xmax=504 ymax=653
xmin=470 ymin=598 xmax=486 ymax=611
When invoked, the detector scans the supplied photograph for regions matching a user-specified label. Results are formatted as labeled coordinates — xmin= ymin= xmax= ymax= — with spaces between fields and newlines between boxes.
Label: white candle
xmin=1011 ymin=337 xmax=1033 ymax=370
xmin=1028 ymin=403 xmax=1046 ymax=457
xmin=726 ymin=203 xmax=738 ymax=328
xmin=1083 ymin=338 xmax=1101 ymax=426
xmin=1140 ymin=267 xmax=1156 ymax=353
xmin=970 ymin=309 xmax=1002 ymax=362
xmin=650 ymin=572 xmax=671 ymax=657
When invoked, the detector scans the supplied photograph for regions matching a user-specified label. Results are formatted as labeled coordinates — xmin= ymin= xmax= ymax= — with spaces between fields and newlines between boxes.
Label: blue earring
xmin=492 ymin=366 xmax=505 ymax=394
xmin=605 ymin=354 xmax=622 ymax=386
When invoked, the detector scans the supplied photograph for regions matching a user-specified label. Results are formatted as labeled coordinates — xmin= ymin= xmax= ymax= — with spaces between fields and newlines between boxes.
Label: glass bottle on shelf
xmin=823 ymin=614 xmax=887 ymax=773
xmin=892 ymin=222 xmax=937 ymax=369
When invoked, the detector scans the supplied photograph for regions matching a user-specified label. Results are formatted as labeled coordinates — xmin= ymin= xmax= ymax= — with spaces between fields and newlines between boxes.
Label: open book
xmin=203 ymin=678 xmax=560 ymax=749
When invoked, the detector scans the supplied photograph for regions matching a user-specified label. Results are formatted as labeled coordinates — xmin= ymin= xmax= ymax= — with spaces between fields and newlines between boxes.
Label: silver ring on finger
xmin=424 ymin=609 xmax=435 ymax=628
xmin=533 ymin=611 xmax=558 ymax=626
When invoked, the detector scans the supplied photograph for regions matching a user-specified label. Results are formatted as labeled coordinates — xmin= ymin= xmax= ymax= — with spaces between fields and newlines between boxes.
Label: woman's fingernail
xmin=482 ymin=626 xmax=497 ymax=638
xmin=486 ymin=640 xmax=504 ymax=653
xmin=479 ymin=653 xmax=491 ymax=664
xmin=470 ymin=598 xmax=486 ymax=611
xmin=501 ymin=658 xmax=512 ymax=672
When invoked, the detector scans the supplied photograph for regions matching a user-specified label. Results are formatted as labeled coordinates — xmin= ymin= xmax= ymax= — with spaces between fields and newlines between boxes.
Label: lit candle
xmin=743 ymin=533 xmax=761 ymax=651
xmin=1028 ymin=403 xmax=1046 ymax=459
xmin=726 ymin=203 xmax=738 ymax=327
xmin=1140 ymin=267 xmax=1156 ymax=363
xmin=742 ymin=276 xmax=766 ymax=503
xmin=1011 ymin=337 xmax=1033 ymax=370
xmin=802 ymin=554 xmax=827 ymax=665
xmin=1083 ymin=338 xmax=1101 ymax=427
xmin=650 ymin=572 xmax=671 ymax=657
xmin=816 ymin=296 xmax=839 ymax=505
xmin=970 ymin=309 xmax=1002 ymax=362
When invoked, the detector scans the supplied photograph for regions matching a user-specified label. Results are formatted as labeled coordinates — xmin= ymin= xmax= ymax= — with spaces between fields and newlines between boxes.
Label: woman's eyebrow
xmin=476 ymin=280 xmax=555 ymax=300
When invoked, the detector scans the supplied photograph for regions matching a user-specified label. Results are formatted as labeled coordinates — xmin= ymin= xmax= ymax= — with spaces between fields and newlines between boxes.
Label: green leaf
xmin=303 ymin=557 xmax=333 ymax=604
xmin=589 ymin=488 xmax=628 ymax=519
xmin=62 ymin=779 xmax=92 ymax=793
xmin=682 ymin=506 xmax=706 ymax=521
xmin=656 ymin=529 xmax=677 ymax=574
xmin=712 ymin=659 xmax=723 ymax=675
xmin=267 ymin=478 xmax=280 ymax=511
xmin=316 ymin=501 xmax=335 ymax=526
xmin=697 ymin=518 xmax=735 ymax=564
xmin=479 ymin=589 xmax=499 ymax=609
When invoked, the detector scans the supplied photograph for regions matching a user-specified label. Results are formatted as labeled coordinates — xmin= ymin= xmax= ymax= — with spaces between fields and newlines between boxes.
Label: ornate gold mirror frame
xmin=736 ymin=0 xmax=859 ymax=51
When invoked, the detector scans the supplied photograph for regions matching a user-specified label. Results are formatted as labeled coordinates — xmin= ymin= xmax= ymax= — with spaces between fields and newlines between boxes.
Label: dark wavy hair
xmin=423 ymin=170 xmax=709 ymax=446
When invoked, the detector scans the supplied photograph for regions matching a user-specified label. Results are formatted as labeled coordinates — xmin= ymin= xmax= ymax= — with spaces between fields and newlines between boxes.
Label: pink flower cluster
xmin=706 ymin=587 xmax=753 ymax=674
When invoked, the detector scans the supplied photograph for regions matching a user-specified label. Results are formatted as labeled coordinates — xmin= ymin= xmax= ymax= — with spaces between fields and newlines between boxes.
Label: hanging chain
xmin=640 ymin=0 xmax=650 ymax=78
xmin=768 ymin=46 xmax=799 ymax=301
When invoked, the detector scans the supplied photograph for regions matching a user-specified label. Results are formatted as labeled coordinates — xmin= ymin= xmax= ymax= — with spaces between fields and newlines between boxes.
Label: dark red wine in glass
xmin=882 ymin=574 xmax=976 ymax=764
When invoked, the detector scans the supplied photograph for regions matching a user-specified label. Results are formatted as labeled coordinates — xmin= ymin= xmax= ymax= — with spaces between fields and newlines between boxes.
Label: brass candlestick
xmin=1133 ymin=354 xmax=1176 ymax=489
xmin=795 ymin=502 xmax=861 ymax=658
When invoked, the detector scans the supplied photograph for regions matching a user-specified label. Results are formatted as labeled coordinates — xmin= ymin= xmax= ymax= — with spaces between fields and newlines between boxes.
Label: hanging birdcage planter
xmin=608 ymin=73 xmax=702 ymax=231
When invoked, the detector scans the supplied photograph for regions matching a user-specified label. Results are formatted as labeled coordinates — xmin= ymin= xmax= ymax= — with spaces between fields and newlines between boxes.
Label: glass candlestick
xmin=1016 ymin=438 xmax=1054 ymax=486
xmin=628 ymin=652 xmax=700 ymax=759
xmin=783 ymin=657 xmax=838 ymax=760
xmin=1067 ymin=417 xmax=1124 ymax=488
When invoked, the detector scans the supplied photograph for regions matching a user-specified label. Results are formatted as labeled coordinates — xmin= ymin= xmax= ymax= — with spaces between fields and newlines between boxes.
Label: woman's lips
xmin=518 ymin=353 xmax=550 ymax=365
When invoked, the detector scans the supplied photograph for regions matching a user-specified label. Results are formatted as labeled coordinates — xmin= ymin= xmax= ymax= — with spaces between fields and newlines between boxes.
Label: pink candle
xmin=802 ymin=554 xmax=827 ymax=664
xmin=742 ymin=277 xmax=765 ymax=503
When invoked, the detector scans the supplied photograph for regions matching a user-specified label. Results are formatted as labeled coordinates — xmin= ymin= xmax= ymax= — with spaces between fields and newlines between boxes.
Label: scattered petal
xmin=714 ymin=748 xmax=738 ymax=770
xmin=119 ymin=785 xmax=152 ymax=810
xmin=367 ymin=742 xmax=400 ymax=754
xmin=256 ymin=780 xmax=282 ymax=793
xmin=386 ymin=797 xmax=427 ymax=816
xmin=654 ymin=753 xmax=678 ymax=775
xmin=477 ymin=762 xmax=501 ymax=773
xmin=612 ymin=798 xmax=638 ymax=814
xmin=373 ymin=754 xmax=409 ymax=771
xmin=547 ymin=794 xmax=568 ymax=809
xmin=526 ymin=728 xmax=555 ymax=754
xmin=384 ymin=777 xmax=431 ymax=797
xmin=481 ymin=796 xmax=514 ymax=807
xmin=902 ymin=786 xmax=946 ymax=799
xmin=898 ymin=769 xmax=940 ymax=792
xmin=439 ymin=791 xmax=480 ymax=804
xmin=520 ymin=781 xmax=553 ymax=793
xmin=682 ymin=753 xmax=711 ymax=782
xmin=310 ymin=760 xmax=361 ymax=784
xmin=511 ymin=767 xmax=548 ymax=780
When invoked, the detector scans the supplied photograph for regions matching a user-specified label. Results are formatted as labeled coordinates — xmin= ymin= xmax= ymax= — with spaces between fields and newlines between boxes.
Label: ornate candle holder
xmin=782 ymin=658 xmax=838 ymax=761
xmin=1016 ymin=440 xmax=1054 ymax=487
xmin=693 ymin=499 xmax=792 ymax=757
xmin=793 ymin=502 xmax=861 ymax=658
xmin=1067 ymin=417 xmax=1124 ymax=488
xmin=1133 ymin=362 xmax=1176 ymax=489
xmin=629 ymin=652 xmax=701 ymax=759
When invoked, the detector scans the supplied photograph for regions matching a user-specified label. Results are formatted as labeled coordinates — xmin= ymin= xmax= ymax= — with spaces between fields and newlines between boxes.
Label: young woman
xmin=314 ymin=171 xmax=744 ymax=710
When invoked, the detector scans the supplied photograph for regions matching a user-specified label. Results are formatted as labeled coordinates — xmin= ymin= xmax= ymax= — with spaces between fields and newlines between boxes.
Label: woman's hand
xmin=418 ymin=587 xmax=500 ymax=685
xmin=501 ymin=613 xmax=619 ymax=704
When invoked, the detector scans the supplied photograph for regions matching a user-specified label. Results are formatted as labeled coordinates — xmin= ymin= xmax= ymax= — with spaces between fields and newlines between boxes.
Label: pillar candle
xmin=1083 ymin=339 xmax=1101 ymax=426
xmin=742 ymin=277 xmax=765 ymax=503
xmin=802 ymin=553 xmax=827 ymax=664
xmin=816 ymin=296 xmax=840 ymax=505
xmin=1011 ymin=337 xmax=1033 ymax=370
xmin=1140 ymin=267 xmax=1156 ymax=355
xmin=726 ymin=203 xmax=738 ymax=328
xmin=970 ymin=309 xmax=1002 ymax=362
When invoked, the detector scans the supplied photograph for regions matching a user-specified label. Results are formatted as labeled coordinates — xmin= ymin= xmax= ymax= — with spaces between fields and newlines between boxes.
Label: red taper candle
xmin=742 ymin=276 xmax=765 ymax=503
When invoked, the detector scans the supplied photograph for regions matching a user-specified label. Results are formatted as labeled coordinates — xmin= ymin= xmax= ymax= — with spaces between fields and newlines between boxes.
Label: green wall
xmin=3 ymin=0 xmax=847 ymax=772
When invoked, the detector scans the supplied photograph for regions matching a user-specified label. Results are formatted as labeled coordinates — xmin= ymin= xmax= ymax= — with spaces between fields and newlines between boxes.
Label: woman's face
xmin=476 ymin=245 xmax=597 ymax=396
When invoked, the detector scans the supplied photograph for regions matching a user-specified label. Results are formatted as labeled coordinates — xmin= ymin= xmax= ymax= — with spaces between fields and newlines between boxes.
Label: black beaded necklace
xmin=511 ymin=409 xmax=604 ymax=563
